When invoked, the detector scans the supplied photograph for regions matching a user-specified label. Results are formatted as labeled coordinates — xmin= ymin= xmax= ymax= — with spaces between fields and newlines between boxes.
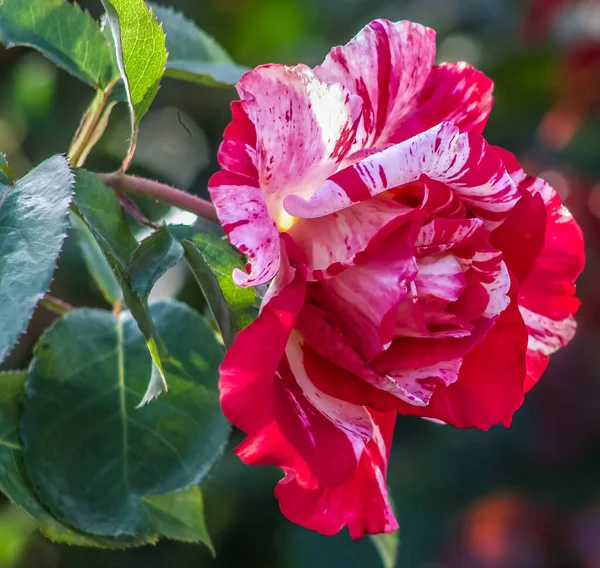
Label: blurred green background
xmin=1 ymin=0 xmax=600 ymax=566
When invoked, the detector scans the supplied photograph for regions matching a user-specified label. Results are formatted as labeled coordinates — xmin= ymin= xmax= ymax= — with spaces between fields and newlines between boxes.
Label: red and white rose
xmin=209 ymin=20 xmax=585 ymax=538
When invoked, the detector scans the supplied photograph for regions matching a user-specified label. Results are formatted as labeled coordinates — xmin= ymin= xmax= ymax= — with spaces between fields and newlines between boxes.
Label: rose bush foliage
xmin=209 ymin=20 xmax=585 ymax=538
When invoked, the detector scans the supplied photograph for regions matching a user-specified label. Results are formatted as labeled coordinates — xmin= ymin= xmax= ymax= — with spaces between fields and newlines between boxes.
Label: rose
xmin=209 ymin=20 xmax=585 ymax=538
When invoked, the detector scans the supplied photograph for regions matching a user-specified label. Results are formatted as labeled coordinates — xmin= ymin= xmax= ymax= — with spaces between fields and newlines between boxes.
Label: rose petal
xmin=496 ymin=148 xmax=585 ymax=390
xmin=396 ymin=299 xmax=528 ymax=430
xmin=389 ymin=62 xmax=494 ymax=143
xmin=415 ymin=217 xmax=487 ymax=254
xmin=288 ymin=196 xmax=416 ymax=280
xmin=313 ymin=225 xmax=418 ymax=360
xmin=223 ymin=271 xmax=373 ymax=489
xmin=490 ymin=188 xmax=546 ymax=284
xmin=285 ymin=122 xmax=520 ymax=229
xmin=314 ymin=19 xmax=435 ymax=149
xmin=417 ymin=217 xmax=511 ymax=321
xmin=237 ymin=64 xmax=362 ymax=225
xmin=297 ymin=306 xmax=431 ymax=407
xmin=217 ymin=100 xmax=258 ymax=181
xmin=275 ymin=334 xmax=375 ymax=487
xmin=415 ymin=253 xmax=466 ymax=302
xmin=219 ymin=267 xmax=306 ymax=466
xmin=372 ymin=317 xmax=493 ymax=406
xmin=276 ymin=409 xmax=398 ymax=540
xmin=208 ymin=170 xmax=280 ymax=286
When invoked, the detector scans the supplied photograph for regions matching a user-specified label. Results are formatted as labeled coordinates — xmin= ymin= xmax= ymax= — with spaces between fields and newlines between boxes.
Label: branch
xmin=40 ymin=295 xmax=74 ymax=316
xmin=68 ymin=77 xmax=120 ymax=168
xmin=99 ymin=173 xmax=219 ymax=224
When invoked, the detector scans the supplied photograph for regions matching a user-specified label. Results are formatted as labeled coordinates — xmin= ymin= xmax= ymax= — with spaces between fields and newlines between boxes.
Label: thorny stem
xmin=40 ymin=295 xmax=74 ymax=316
xmin=99 ymin=173 xmax=219 ymax=224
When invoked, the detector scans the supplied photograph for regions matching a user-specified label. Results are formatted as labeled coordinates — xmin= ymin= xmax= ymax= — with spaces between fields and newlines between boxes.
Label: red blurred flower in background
xmin=523 ymin=0 xmax=600 ymax=149
xmin=210 ymin=20 xmax=585 ymax=538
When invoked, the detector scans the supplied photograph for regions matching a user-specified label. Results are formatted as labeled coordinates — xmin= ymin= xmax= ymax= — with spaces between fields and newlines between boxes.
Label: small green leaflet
xmin=20 ymin=300 xmax=228 ymax=541
xmin=0 ymin=154 xmax=15 ymax=186
xmin=0 ymin=371 xmax=25 ymax=449
xmin=0 ymin=0 xmax=117 ymax=88
xmin=130 ymin=224 xmax=258 ymax=347
xmin=0 ymin=155 xmax=74 ymax=363
xmin=129 ymin=225 xmax=184 ymax=300
xmin=70 ymin=213 xmax=122 ymax=306
xmin=101 ymin=0 xmax=167 ymax=169
xmin=145 ymin=487 xmax=214 ymax=554
xmin=180 ymin=232 xmax=258 ymax=347
xmin=371 ymin=531 xmax=400 ymax=568
xmin=72 ymin=169 xmax=169 ymax=405
xmin=149 ymin=3 xmax=248 ymax=86
xmin=370 ymin=493 xmax=400 ymax=568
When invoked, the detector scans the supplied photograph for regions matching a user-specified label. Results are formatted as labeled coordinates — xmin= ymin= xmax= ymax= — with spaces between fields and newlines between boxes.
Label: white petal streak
xmin=388 ymin=358 xmax=462 ymax=406
xmin=209 ymin=179 xmax=280 ymax=286
xmin=285 ymin=335 xmax=374 ymax=462
xmin=285 ymin=122 xmax=520 ymax=227
xmin=520 ymin=306 xmax=577 ymax=356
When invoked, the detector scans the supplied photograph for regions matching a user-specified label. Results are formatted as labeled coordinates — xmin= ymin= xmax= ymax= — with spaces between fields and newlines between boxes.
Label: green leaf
xmin=0 ymin=155 xmax=74 ymax=363
xmin=73 ymin=169 xmax=169 ymax=403
xmin=0 ymin=0 xmax=117 ymax=88
xmin=0 ymin=374 xmax=80 ymax=537
xmin=20 ymin=300 xmax=229 ymax=538
xmin=149 ymin=3 xmax=247 ymax=86
xmin=0 ymin=415 xmax=201 ymax=548
xmin=0 ymin=373 xmax=156 ymax=548
xmin=0 ymin=373 xmax=59 ymax=531
xmin=169 ymin=226 xmax=258 ymax=347
xmin=73 ymin=169 xmax=138 ymax=266
xmin=128 ymin=223 xmax=258 ymax=347
xmin=70 ymin=213 xmax=122 ymax=306
xmin=101 ymin=0 xmax=167 ymax=168
xmin=129 ymin=226 xmax=184 ymax=300
xmin=145 ymin=486 xmax=214 ymax=553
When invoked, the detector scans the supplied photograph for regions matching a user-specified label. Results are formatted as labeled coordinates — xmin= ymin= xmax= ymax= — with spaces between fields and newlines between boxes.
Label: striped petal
xmin=288 ymin=197 xmax=416 ymax=280
xmin=209 ymin=102 xmax=279 ymax=287
xmin=453 ymin=246 xmax=511 ymax=321
xmin=395 ymin=299 xmax=528 ymax=430
xmin=496 ymin=150 xmax=585 ymax=390
xmin=219 ymin=262 xmax=306 ymax=446
xmin=237 ymin=64 xmax=362 ymax=226
xmin=275 ymin=334 xmax=375 ymax=487
xmin=222 ymin=275 xmax=379 ymax=495
xmin=419 ymin=218 xmax=511 ymax=321
xmin=297 ymin=306 xmax=436 ymax=407
xmin=415 ymin=217 xmax=487 ymax=254
xmin=389 ymin=62 xmax=494 ymax=143
xmin=313 ymin=226 xmax=418 ymax=360
xmin=392 ymin=218 xmax=511 ymax=340
xmin=208 ymin=170 xmax=280 ymax=286
xmin=285 ymin=122 xmax=520 ymax=229
xmin=314 ymin=19 xmax=436 ymax=150
xmin=415 ymin=253 xmax=466 ymax=302
xmin=276 ymin=409 xmax=398 ymax=540
xmin=217 ymin=100 xmax=258 ymax=181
